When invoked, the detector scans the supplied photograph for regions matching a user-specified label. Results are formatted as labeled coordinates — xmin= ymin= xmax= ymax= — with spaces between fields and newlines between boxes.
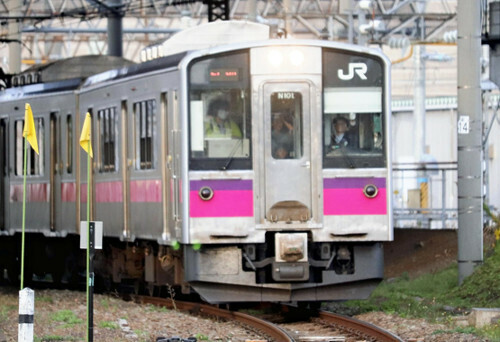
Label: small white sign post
xmin=80 ymin=221 xmax=103 ymax=342
xmin=18 ymin=287 xmax=34 ymax=342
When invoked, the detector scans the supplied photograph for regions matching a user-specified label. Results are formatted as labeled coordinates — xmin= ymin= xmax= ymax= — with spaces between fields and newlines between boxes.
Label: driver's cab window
xmin=325 ymin=112 xmax=383 ymax=154
xmin=322 ymin=48 xmax=385 ymax=168
xmin=190 ymin=91 xmax=249 ymax=159
xmin=188 ymin=51 xmax=251 ymax=170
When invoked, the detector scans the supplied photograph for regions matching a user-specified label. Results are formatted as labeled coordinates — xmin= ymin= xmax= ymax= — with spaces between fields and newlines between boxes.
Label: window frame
xmin=96 ymin=107 xmax=117 ymax=173
xmin=187 ymin=50 xmax=252 ymax=171
xmin=322 ymin=48 xmax=387 ymax=169
xmin=14 ymin=118 xmax=44 ymax=176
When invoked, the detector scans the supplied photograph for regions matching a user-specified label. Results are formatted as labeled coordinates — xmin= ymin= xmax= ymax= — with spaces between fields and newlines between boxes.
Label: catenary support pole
xmin=107 ymin=0 xmax=123 ymax=57
xmin=7 ymin=0 xmax=21 ymax=73
xmin=457 ymin=0 xmax=483 ymax=284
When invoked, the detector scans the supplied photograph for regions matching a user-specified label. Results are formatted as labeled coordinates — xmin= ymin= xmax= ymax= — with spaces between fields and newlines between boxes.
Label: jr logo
xmin=337 ymin=62 xmax=368 ymax=80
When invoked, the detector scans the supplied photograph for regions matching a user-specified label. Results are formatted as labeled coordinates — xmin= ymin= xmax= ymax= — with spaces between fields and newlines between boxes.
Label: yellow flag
xmin=23 ymin=103 xmax=39 ymax=154
xmin=79 ymin=112 xmax=93 ymax=158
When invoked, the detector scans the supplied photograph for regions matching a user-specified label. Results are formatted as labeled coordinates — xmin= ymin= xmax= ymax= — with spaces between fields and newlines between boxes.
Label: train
xmin=0 ymin=21 xmax=392 ymax=304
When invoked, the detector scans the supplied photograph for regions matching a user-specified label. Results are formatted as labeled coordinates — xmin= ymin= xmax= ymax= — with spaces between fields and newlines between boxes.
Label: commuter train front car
xmin=182 ymin=41 xmax=392 ymax=303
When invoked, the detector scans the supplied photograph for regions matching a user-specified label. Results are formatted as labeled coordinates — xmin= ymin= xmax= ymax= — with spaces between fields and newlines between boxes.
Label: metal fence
xmin=392 ymin=162 xmax=458 ymax=229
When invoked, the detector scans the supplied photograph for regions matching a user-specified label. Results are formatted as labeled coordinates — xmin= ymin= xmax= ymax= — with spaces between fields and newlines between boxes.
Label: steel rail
xmin=136 ymin=296 xmax=294 ymax=341
xmin=317 ymin=310 xmax=404 ymax=342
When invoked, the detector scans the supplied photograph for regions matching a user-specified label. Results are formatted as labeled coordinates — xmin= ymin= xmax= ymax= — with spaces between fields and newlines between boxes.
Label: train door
xmin=126 ymin=96 xmax=164 ymax=240
xmin=0 ymin=118 xmax=7 ymax=230
xmin=263 ymin=82 xmax=313 ymax=221
xmin=50 ymin=113 xmax=61 ymax=231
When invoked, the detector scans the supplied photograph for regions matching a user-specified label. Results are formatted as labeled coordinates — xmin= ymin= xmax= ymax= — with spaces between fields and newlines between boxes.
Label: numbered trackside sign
xmin=458 ymin=115 xmax=470 ymax=134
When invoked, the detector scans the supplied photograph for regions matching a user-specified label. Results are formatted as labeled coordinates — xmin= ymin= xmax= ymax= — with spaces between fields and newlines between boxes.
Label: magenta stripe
xmin=324 ymin=188 xmax=386 ymax=215
xmin=190 ymin=190 xmax=253 ymax=217
xmin=130 ymin=179 xmax=162 ymax=202
xmin=10 ymin=183 xmax=49 ymax=202
xmin=324 ymin=177 xmax=386 ymax=189
xmin=95 ymin=181 xmax=123 ymax=202
xmin=61 ymin=182 xmax=76 ymax=202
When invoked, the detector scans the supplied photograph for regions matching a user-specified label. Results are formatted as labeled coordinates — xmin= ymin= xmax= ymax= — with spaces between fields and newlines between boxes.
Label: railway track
xmin=136 ymin=296 xmax=404 ymax=342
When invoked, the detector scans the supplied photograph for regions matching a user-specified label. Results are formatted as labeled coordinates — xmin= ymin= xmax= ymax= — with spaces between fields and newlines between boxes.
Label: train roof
xmin=0 ymin=55 xmax=135 ymax=99
xmin=81 ymin=51 xmax=188 ymax=88
xmin=140 ymin=20 xmax=270 ymax=62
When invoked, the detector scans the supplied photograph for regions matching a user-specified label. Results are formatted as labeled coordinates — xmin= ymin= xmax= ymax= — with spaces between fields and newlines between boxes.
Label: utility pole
xmin=107 ymin=0 xmax=123 ymax=57
xmin=457 ymin=0 xmax=483 ymax=284
xmin=414 ymin=6 xmax=426 ymax=163
xmin=7 ymin=0 xmax=21 ymax=73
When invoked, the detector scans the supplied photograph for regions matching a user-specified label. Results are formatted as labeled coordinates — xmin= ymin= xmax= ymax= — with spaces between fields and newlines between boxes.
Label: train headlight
xmin=199 ymin=186 xmax=214 ymax=201
xmin=289 ymin=49 xmax=304 ymax=66
xmin=268 ymin=49 xmax=283 ymax=67
xmin=363 ymin=184 xmax=378 ymax=198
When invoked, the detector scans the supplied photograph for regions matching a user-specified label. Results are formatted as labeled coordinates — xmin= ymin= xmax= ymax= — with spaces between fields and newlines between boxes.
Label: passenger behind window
xmin=205 ymin=98 xmax=242 ymax=139
xmin=271 ymin=112 xmax=293 ymax=159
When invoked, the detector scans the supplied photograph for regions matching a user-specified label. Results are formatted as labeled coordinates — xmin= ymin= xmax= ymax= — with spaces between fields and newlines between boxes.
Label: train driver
xmin=205 ymin=98 xmax=242 ymax=139
xmin=330 ymin=116 xmax=350 ymax=149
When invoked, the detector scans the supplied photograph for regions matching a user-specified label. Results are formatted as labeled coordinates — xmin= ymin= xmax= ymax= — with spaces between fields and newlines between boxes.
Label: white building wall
xmin=393 ymin=101 xmax=500 ymax=227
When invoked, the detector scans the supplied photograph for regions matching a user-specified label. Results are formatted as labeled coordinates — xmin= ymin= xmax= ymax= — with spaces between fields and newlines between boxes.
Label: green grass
xmin=98 ymin=320 xmax=119 ymax=329
xmin=50 ymin=310 xmax=83 ymax=326
xmin=338 ymin=236 xmax=500 ymax=340
xmin=344 ymin=265 xmax=461 ymax=320
xmin=448 ymin=243 xmax=500 ymax=308
xmin=35 ymin=335 xmax=80 ymax=341
xmin=99 ymin=298 xmax=110 ymax=309
xmin=145 ymin=303 xmax=169 ymax=312
xmin=36 ymin=295 xmax=54 ymax=304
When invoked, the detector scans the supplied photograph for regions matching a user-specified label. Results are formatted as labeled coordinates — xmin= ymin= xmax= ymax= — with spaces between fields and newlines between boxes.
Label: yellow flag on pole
xmin=79 ymin=112 xmax=93 ymax=158
xmin=23 ymin=103 xmax=39 ymax=155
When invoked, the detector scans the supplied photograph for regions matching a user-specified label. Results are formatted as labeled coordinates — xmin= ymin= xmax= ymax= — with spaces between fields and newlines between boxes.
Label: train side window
xmin=133 ymin=99 xmax=156 ymax=170
xmin=14 ymin=118 xmax=44 ymax=176
xmin=66 ymin=114 xmax=72 ymax=174
xmin=97 ymin=107 xmax=117 ymax=173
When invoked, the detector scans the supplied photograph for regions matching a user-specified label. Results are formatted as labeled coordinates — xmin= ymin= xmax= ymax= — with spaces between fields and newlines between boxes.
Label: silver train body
xmin=0 ymin=38 xmax=392 ymax=303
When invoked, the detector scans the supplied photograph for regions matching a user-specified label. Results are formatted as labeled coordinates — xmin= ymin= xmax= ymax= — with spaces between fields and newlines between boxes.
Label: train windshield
xmin=188 ymin=51 xmax=252 ymax=170
xmin=322 ymin=49 xmax=386 ymax=168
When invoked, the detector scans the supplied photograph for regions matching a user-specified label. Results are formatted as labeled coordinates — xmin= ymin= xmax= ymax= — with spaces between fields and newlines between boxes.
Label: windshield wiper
xmin=220 ymin=139 xmax=243 ymax=170
xmin=338 ymin=146 xmax=356 ymax=168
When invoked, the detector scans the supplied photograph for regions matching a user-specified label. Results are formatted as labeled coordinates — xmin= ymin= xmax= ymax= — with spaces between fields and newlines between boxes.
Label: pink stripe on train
xmin=130 ymin=180 xmax=162 ymax=202
xmin=82 ymin=180 xmax=162 ymax=203
xmin=189 ymin=190 xmax=253 ymax=217
xmin=61 ymin=182 xmax=76 ymax=202
xmin=10 ymin=183 xmax=48 ymax=202
xmin=323 ymin=188 xmax=387 ymax=215
xmin=189 ymin=179 xmax=253 ymax=218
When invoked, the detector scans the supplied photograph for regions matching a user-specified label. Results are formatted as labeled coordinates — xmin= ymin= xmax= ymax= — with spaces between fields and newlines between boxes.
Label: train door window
xmin=97 ymin=107 xmax=117 ymax=172
xmin=133 ymin=99 xmax=156 ymax=170
xmin=270 ymin=92 xmax=303 ymax=159
xmin=188 ymin=50 xmax=252 ymax=170
xmin=66 ymin=114 xmax=73 ymax=174
xmin=14 ymin=118 xmax=44 ymax=176
xmin=322 ymin=48 xmax=385 ymax=168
